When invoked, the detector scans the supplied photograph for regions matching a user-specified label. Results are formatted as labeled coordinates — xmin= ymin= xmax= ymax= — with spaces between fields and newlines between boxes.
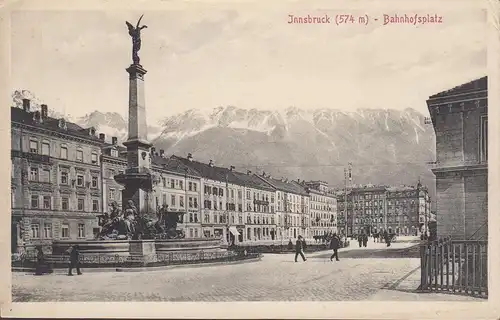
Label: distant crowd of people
xmin=356 ymin=230 xmax=395 ymax=248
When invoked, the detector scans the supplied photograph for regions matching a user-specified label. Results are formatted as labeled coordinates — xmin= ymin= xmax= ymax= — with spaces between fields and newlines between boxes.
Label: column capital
xmin=126 ymin=64 xmax=148 ymax=80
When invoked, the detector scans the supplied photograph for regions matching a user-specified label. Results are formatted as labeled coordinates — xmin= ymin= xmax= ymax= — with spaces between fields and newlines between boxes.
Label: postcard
xmin=1 ymin=0 xmax=499 ymax=318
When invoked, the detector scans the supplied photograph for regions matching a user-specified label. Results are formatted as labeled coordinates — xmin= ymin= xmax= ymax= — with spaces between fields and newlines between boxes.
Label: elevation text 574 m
xmin=287 ymin=14 xmax=443 ymax=25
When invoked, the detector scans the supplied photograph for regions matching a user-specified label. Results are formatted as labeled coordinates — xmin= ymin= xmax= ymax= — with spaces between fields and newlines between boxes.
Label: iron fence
xmin=12 ymin=250 xmax=261 ymax=270
xmin=419 ymin=238 xmax=488 ymax=298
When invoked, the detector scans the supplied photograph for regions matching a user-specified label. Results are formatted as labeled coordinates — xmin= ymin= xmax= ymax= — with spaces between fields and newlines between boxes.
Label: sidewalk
xmin=367 ymin=265 xmax=485 ymax=301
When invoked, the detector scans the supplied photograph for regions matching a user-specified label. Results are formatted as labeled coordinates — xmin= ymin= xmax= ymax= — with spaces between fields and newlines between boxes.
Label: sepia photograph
xmin=1 ymin=0 xmax=499 ymax=318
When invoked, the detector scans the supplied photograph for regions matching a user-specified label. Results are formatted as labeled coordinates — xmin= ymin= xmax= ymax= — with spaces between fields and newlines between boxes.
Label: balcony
xmin=12 ymin=150 xmax=52 ymax=164
xmin=254 ymin=199 xmax=269 ymax=206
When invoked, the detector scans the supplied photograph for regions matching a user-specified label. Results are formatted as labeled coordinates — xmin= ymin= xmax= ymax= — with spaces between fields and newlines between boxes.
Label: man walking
xmin=329 ymin=233 xmax=340 ymax=261
xmin=294 ymin=235 xmax=307 ymax=262
xmin=67 ymin=245 xmax=82 ymax=276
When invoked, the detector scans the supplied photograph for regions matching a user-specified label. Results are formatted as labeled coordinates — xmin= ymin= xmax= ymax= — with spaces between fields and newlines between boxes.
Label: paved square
xmin=12 ymin=246 xmax=423 ymax=301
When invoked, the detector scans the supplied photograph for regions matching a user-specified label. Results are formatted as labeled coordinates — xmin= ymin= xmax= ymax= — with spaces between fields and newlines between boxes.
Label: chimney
xmin=187 ymin=153 xmax=193 ymax=161
xmin=22 ymin=99 xmax=30 ymax=112
xmin=209 ymin=160 xmax=214 ymax=167
xmin=247 ymin=170 xmax=252 ymax=175
xmin=41 ymin=104 xmax=48 ymax=119
xmin=99 ymin=133 xmax=105 ymax=141
xmin=112 ymin=137 xmax=118 ymax=145
xmin=151 ymin=147 xmax=156 ymax=155
xmin=159 ymin=149 xmax=165 ymax=157
xmin=230 ymin=165 xmax=235 ymax=171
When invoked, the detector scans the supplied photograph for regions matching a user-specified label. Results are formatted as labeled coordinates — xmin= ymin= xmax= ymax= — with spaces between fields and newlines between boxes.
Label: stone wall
xmin=464 ymin=170 xmax=488 ymax=239
xmin=436 ymin=171 xmax=465 ymax=239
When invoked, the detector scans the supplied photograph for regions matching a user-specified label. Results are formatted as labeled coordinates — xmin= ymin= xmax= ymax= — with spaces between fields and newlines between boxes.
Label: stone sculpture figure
xmin=125 ymin=15 xmax=148 ymax=65
xmin=96 ymin=201 xmax=125 ymax=239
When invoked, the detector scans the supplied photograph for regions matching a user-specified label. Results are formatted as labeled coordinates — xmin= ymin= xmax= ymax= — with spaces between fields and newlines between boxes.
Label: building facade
xmin=257 ymin=175 xmax=310 ymax=241
xmin=336 ymin=184 xmax=431 ymax=237
xmin=305 ymin=181 xmax=337 ymax=237
xmin=426 ymin=76 xmax=488 ymax=240
xmin=11 ymin=100 xmax=103 ymax=253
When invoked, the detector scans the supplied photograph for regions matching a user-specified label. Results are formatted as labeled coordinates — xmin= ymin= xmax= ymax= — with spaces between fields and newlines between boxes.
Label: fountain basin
xmin=47 ymin=237 xmax=232 ymax=268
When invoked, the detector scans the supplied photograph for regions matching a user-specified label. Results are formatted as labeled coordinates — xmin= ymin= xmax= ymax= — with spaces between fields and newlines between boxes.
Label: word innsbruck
xmin=287 ymin=13 xmax=443 ymax=25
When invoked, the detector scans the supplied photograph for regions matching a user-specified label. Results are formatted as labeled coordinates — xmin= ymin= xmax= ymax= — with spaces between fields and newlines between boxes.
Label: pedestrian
xmin=362 ymin=233 xmax=368 ymax=247
xmin=357 ymin=233 xmax=363 ymax=247
xmin=66 ymin=245 xmax=82 ymax=276
xmin=383 ymin=230 xmax=390 ymax=247
xmin=294 ymin=235 xmax=307 ymax=262
xmin=34 ymin=245 xmax=46 ymax=276
xmin=329 ymin=233 xmax=340 ymax=261
xmin=373 ymin=232 xmax=378 ymax=243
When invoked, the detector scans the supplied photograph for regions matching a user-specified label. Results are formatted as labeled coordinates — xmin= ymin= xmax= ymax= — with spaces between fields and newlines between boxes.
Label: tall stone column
xmin=115 ymin=64 xmax=154 ymax=215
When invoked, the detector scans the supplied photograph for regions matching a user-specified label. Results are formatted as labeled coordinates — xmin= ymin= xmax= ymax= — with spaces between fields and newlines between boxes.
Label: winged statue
xmin=126 ymin=14 xmax=148 ymax=65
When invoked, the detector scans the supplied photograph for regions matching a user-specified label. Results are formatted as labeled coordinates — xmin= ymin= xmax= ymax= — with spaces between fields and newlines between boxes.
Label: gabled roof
xmin=11 ymin=106 xmax=102 ymax=143
xmin=428 ymin=76 xmax=487 ymax=99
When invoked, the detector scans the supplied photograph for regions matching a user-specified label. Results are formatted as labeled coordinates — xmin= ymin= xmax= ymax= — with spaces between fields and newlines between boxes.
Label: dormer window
xmin=111 ymin=149 xmax=119 ymax=157
xmin=58 ymin=118 xmax=67 ymax=130
xmin=89 ymin=127 xmax=96 ymax=136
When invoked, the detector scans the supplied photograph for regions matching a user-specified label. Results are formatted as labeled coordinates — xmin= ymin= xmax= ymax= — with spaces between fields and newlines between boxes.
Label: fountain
xmin=49 ymin=16 xmax=235 ymax=268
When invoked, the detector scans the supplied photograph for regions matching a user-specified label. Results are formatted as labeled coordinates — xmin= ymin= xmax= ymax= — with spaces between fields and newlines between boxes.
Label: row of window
xmin=311 ymin=204 xmax=333 ymax=211
xmin=310 ymin=195 xmax=335 ymax=204
xmin=29 ymin=140 xmax=98 ymax=164
xmin=29 ymin=222 xmax=85 ymax=239
xmin=30 ymin=195 xmax=99 ymax=211
xmin=28 ymin=167 xmax=100 ymax=190
xmin=160 ymin=177 xmax=198 ymax=191
xmin=160 ymin=194 xmax=198 ymax=209
xmin=341 ymin=216 xmax=417 ymax=224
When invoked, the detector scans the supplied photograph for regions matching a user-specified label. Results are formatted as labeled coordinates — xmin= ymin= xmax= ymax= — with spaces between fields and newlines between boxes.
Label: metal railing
xmin=419 ymin=238 xmax=488 ymax=298
xmin=12 ymin=250 xmax=262 ymax=270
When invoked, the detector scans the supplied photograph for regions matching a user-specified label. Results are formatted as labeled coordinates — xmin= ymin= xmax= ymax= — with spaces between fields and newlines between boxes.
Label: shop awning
xmin=229 ymin=226 xmax=240 ymax=236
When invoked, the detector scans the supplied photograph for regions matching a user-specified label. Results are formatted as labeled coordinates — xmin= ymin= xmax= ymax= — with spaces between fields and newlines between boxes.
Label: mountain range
xmin=74 ymin=106 xmax=437 ymax=199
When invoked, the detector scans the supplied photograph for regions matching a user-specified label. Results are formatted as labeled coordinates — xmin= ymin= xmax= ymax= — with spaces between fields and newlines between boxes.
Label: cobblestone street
xmin=11 ymin=242 xmax=439 ymax=302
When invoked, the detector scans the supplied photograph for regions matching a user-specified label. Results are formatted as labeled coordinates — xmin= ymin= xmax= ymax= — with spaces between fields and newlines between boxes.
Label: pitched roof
xmin=230 ymin=171 xmax=275 ymax=192
xmin=172 ymin=155 xmax=240 ymax=184
xmin=428 ymin=76 xmax=487 ymax=99
xmin=152 ymin=155 xmax=201 ymax=177
xmin=172 ymin=155 xmax=275 ymax=191
xmin=258 ymin=175 xmax=308 ymax=196
xmin=11 ymin=106 xmax=102 ymax=143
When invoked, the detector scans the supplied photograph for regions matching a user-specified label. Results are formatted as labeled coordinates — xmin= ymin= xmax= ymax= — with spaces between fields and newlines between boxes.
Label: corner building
xmin=304 ymin=181 xmax=337 ymax=237
xmin=336 ymin=184 xmax=431 ymax=237
xmin=257 ymin=175 xmax=310 ymax=241
xmin=11 ymin=100 xmax=103 ymax=253
xmin=426 ymin=76 xmax=487 ymax=240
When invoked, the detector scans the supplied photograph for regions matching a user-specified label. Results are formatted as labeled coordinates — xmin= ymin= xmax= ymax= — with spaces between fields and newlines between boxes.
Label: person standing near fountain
xmin=67 ymin=245 xmax=82 ymax=276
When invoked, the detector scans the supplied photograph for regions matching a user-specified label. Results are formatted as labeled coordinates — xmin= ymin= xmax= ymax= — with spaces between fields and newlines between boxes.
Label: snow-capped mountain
xmin=75 ymin=106 xmax=436 ymax=196
xmin=75 ymin=111 xmax=162 ymax=143
xmin=153 ymin=106 xmax=436 ymax=196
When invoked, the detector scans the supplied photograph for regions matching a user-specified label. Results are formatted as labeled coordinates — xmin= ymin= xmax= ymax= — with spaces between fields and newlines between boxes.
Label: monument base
xmin=48 ymin=238 xmax=238 ymax=268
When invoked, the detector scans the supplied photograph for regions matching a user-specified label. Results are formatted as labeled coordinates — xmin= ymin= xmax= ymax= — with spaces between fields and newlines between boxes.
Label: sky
xmin=10 ymin=1 xmax=487 ymax=123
